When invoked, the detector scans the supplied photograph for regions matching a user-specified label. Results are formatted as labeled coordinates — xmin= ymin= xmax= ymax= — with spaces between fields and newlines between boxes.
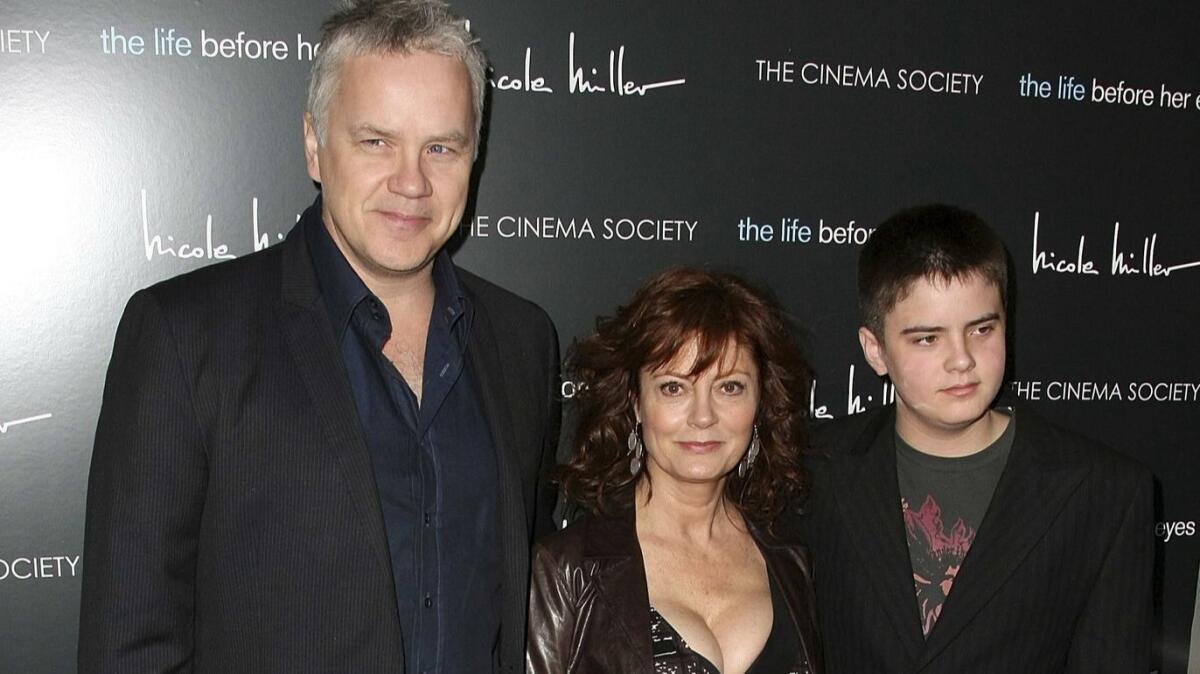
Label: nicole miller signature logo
xmin=0 ymin=413 xmax=52 ymax=435
xmin=140 ymin=188 xmax=290 ymax=262
xmin=1031 ymin=211 xmax=1200 ymax=277
xmin=472 ymin=19 xmax=687 ymax=97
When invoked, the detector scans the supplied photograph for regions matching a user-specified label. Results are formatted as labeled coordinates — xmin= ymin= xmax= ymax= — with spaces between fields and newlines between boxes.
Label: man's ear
xmin=858 ymin=326 xmax=889 ymax=377
xmin=303 ymin=113 xmax=321 ymax=183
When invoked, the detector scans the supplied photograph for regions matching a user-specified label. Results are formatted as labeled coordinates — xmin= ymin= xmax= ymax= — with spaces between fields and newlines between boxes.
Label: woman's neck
xmin=634 ymin=477 xmax=743 ymax=545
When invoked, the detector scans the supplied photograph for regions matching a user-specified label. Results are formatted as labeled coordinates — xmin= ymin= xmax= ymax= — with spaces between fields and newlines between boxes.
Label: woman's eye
xmin=720 ymin=381 xmax=746 ymax=394
xmin=660 ymin=381 xmax=683 ymax=395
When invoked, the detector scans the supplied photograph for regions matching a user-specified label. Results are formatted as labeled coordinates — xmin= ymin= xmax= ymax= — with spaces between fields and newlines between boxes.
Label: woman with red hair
xmin=526 ymin=267 xmax=822 ymax=674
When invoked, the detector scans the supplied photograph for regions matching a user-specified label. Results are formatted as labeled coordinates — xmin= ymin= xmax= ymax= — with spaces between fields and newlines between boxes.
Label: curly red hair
xmin=556 ymin=267 xmax=812 ymax=525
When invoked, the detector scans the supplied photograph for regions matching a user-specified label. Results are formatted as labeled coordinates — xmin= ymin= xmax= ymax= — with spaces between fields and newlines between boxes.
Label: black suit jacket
xmin=796 ymin=403 xmax=1152 ymax=674
xmin=78 ymin=218 xmax=561 ymax=673
xmin=526 ymin=510 xmax=824 ymax=674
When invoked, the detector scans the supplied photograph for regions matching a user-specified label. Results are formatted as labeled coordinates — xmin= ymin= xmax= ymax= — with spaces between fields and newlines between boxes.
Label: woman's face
xmin=636 ymin=339 xmax=760 ymax=488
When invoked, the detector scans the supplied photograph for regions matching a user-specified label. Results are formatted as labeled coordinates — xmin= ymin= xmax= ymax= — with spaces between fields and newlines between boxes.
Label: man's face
xmin=858 ymin=274 xmax=1006 ymax=451
xmin=304 ymin=50 xmax=475 ymax=285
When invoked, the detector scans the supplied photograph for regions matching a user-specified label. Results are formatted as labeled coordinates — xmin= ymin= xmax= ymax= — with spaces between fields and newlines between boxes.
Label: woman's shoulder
xmin=533 ymin=509 xmax=639 ymax=565
xmin=532 ymin=518 xmax=591 ymax=563
xmin=749 ymin=521 xmax=812 ymax=569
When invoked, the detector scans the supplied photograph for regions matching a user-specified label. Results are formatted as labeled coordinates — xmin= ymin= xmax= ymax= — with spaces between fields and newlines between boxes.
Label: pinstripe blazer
xmin=79 ymin=211 xmax=561 ymax=674
xmin=795 ymin=402 xmax=1153 ymax=674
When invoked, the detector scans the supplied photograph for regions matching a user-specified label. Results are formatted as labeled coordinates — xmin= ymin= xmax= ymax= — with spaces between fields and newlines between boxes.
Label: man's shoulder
xmin=458 ymin=267 xmax=548 ymax=318
xmin=140 ymin=242 xmax=287 ymax=314
xmin=456 ymin=265 xmax=556 ymax=340
xmin=113 ymin=242 xmax=296 ymax=354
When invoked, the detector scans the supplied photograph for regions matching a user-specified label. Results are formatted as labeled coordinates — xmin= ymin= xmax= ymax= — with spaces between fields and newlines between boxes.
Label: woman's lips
xmin=677 ymin=441 xmax=722 ymax=452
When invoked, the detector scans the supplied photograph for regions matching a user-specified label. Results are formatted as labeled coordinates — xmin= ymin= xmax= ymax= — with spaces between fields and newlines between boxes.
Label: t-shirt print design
xmin=902 ymin=494 xmax=977 ymax=636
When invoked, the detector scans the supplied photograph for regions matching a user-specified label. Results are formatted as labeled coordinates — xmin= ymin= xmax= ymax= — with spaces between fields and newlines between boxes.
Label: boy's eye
xmin=914 ymin=335 xmax=936 ymax=345
xmin=976 ymin=324 xmax=994 ymax=335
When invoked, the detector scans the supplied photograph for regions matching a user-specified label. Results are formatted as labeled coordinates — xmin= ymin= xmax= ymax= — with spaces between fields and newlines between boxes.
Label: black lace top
xmin=648 ymin=573 xmax=809 ymax=674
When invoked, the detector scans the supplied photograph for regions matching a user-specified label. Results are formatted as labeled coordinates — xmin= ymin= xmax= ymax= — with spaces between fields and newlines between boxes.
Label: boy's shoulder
xmin=1010 ymin=402 xmax=1150 ymax=481
xmin=806 ymin=400 xmax=1148 ymax=482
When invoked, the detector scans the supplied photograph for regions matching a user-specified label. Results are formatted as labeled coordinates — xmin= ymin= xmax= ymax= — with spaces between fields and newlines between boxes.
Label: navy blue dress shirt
xmin=306 ymin=209 xmax=501 ymax=674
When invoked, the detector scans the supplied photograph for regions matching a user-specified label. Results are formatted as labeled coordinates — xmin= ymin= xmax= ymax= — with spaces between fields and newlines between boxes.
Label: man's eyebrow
xmin=429 ymin=131 xmax=471 ymax=146
xmin=966 ymin=312 xmax=1002 ymax=327
xmin=349 ymin=123 xmax=395 ymax=138
xmin=348 ymin=126 xmax=470 ymax=146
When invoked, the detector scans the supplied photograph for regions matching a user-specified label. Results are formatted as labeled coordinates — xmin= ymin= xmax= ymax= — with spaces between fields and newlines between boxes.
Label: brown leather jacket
xmin=526 ymin=510 xmax=824 ymax=673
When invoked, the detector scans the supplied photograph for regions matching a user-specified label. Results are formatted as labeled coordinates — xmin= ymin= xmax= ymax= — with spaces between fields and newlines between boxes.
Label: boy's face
xmin=858 ymin=273 xmax=1006 ymax=451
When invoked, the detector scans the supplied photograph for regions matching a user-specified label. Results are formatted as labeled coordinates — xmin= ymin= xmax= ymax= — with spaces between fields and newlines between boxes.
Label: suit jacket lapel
xmin=917 ymin=409 xmax=1089 ymax=668
xmin=464 ymin=297 xmax=529 ymax=670
xmin=465 ymin=297 xmax=525 ymax=534
xmin=831 ymin=408 xmax=927 ymax=660
xmin=275 ymin=226 xmax=394 ymax=579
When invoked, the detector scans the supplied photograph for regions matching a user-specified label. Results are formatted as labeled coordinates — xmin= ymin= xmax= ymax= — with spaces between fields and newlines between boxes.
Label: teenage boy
xmin=799 ymin=204 xmax=1153 ymax=673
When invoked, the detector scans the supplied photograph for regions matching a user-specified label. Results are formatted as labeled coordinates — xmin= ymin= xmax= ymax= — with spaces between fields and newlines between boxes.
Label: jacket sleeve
xmin=1063 ymin=468 xmax=1154 ymax=673
xmin=526 ymin=541 xmax=577 ymax=674
xmin=78 ymin=290 xmax=208 ymax=673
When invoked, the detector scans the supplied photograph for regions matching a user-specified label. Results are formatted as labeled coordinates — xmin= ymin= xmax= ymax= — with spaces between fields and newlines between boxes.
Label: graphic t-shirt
xmin=895 ymin=412 xmax=1014 ymax=637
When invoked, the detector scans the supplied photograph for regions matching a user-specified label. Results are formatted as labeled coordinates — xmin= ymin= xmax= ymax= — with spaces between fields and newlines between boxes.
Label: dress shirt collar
xmin=301 ymin=194 xmax=469 ymax=341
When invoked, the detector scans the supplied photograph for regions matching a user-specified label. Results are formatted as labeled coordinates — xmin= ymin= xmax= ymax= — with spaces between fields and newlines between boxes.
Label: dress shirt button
xmin=423 ymin=512 xmax=431 ymax=526
xmin=424 ymin=593 xmax=433 ymax=608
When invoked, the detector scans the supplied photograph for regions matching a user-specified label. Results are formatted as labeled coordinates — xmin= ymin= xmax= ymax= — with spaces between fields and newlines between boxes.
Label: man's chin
xmin=377 ymin=252 xmax=439 ymax=277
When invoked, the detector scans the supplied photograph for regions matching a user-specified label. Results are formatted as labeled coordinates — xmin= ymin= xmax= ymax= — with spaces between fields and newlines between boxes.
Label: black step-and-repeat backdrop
xmin=2 ymin=1 xmax=1198 ymax=671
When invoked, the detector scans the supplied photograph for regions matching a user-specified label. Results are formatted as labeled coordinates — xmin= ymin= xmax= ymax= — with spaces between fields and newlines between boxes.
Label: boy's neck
xmin=895 ymin=407 xmax=1010 ymax=458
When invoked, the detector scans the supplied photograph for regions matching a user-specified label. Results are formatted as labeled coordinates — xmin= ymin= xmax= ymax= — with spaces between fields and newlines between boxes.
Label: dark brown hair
xmin=858 ymin=204 xmax=1008 ymax=335
xmin=556 ymin=267 xmax=812 ymax=525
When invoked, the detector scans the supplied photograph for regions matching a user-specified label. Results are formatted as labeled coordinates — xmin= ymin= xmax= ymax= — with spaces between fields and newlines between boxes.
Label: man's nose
xmin=387 ymin=154 xmax=432 ymax=198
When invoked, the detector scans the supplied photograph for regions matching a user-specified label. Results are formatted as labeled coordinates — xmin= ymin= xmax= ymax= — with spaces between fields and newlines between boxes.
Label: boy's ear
xmin=858 ymin=326 xmax=889 ymax=377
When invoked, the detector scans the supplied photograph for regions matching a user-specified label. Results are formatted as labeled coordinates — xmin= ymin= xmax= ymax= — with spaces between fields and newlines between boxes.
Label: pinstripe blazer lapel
xmin=275 ymin=229 xmax=395 ymax=583
xmin=916 ymin=410 xmax=1088 ymax=669
xmin=465 ymin=299 xmax=529 ymax=672
xmin=830 ymin=408 xmax=926 ymax=661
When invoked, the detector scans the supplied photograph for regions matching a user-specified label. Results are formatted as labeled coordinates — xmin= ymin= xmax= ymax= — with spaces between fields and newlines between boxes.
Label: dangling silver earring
xmin=738 ymin=425 xmax=761 ymax=479
xmin=627 ymin=422 xmax=644 ymax=476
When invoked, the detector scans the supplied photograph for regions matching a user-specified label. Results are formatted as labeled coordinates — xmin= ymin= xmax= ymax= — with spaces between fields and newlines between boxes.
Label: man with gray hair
xmin=78 ymin=1 xmax=561 ymax=672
